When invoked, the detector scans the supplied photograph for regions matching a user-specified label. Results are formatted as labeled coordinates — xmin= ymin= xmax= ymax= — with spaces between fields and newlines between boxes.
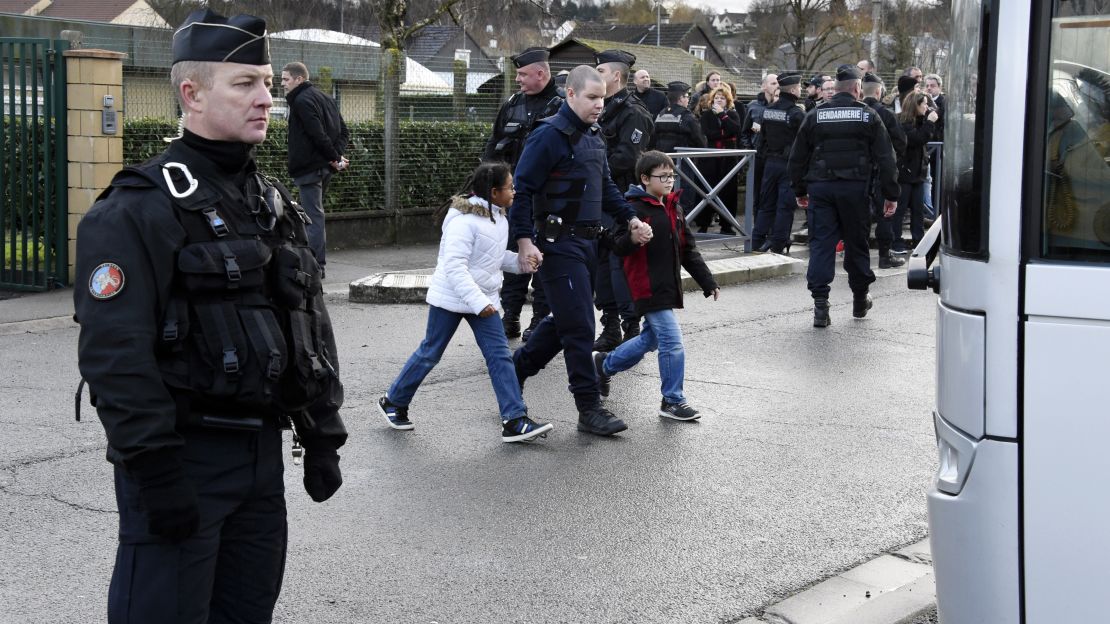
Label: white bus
xmin=909 ymin=1 xmax=1110 ymax=622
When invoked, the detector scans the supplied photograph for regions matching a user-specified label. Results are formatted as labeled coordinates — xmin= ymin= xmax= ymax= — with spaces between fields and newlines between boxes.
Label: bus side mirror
xmin=908 ymin=217 xmax=942 ymax=293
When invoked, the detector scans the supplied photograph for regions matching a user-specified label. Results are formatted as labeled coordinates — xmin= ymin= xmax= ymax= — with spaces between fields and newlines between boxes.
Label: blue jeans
xmin=388 ymin=305 xmax=527 ymax=421
xmin=294 ymin=167 xmax=333 ymax=269
xmin=601 ymin=308 xmax=686 ymax=404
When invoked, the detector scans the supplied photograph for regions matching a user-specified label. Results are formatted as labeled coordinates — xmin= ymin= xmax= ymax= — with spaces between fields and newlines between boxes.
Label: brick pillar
xmin=63 ymin=49 xmax=125 ymax=284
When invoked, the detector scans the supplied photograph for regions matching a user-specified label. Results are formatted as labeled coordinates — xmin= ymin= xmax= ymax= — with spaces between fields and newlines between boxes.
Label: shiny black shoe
xmin=757 ymin=240 xmax=773 ymax=252
xmin=879 ymin=254 xmax=906 ymax=269
xmin=813 ymin=299 xmax=831 ymax=328
xmin=593 ymin=351 xmax=611 ymax=398
xmin=853 ymin=293 xmax=873 ymax=318
xmin=577 ymin=406 xmax=628 ymax=436
xmin=502 ymin=314 xmax=521 ymax=338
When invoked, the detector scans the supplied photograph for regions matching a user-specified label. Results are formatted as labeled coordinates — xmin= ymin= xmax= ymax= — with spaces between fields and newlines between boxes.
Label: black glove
xmin=127 ymin=450 xmax=199 ymax=542
xmin=302 ymin=445 xmax=342 ymax=503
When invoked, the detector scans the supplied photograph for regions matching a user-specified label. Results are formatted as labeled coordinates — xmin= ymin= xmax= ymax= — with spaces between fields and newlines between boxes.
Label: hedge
xmin=123 ymin=118 xmax=492 ymax=213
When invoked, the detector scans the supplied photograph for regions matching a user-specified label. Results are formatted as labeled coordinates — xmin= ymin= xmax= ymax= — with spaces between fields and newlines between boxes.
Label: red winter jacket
xmin=612 ymin=187 xmax=718 ymax=315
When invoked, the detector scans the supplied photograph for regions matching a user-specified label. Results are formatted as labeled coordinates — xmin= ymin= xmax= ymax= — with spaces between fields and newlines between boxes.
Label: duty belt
xmin=535 ymin=218 xmax=605 ymax=241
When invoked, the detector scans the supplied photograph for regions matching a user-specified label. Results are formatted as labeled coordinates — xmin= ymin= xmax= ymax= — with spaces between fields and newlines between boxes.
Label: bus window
xmin=1040 ymin=3 xmax=1110 ymax=261
xmin=943 ymin=0 xmax=993 ymax=257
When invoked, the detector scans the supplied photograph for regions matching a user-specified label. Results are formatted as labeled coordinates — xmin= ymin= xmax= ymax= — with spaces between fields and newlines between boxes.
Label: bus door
xmin=1021 ymin=3 xmax=1110 ymax=622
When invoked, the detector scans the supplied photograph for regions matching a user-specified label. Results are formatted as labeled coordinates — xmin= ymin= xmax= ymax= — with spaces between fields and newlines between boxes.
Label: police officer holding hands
xmin=511 ymin=65 xmax=653 ymax=436
xmin=788 ymin=64 xmax=899 ymax=327
xmin=482 ymin=46 xmax=563 ymax=341
xmin=751 ymin=71 xmax=805 ymax=254
xmin=74 ymin=10 xmax=347 ymax=622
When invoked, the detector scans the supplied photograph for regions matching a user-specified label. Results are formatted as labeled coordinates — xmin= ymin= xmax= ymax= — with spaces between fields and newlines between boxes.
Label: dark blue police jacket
xmin=509 ymin=102 xmax=635 ymax=242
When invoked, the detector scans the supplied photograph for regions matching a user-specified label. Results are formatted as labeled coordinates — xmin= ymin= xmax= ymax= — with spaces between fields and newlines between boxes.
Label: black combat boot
xmin=878 ymin=248 xmax=906 ymax=269
xmin=502 ymin=313 xmax=521 ymax=338
xmin=813 ymin=298 xmax=831 ymax=328
xmin=853 ymin=293 xmax=873 ymax=318
xmin=521 ymin=314 xmax=544 ymax=342
xmin=620 ymin=316 xmax=641 ymax=343
xmin=593 ymin=311 xmax=622 ymax=351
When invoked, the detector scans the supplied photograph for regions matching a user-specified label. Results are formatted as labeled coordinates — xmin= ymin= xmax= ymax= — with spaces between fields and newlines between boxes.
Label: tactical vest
xmin=108 ymin=151 xmax=338 ymax=425
xmin=760 ymin=98 xmax=801 ymax=159
xmin=492 ymin=91 xmax=563 ymax=168
xmin=808 ymin=101 xmax=875 ymax=180
xmin=533 ymin=113 xmax=606 ymax=224
xmin=653 ymin=106 xmax=692 ymax=154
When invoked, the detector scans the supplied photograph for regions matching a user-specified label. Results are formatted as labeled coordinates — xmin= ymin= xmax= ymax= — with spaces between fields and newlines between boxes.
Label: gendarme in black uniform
xmin=482 ymin=47 xmax=563 ymax=341
xmin=751 ymin=72 xmax=806 ymax=253
xmin=596 ymin=50 xmax=654 ymax=191
xmin=74 ymin=11 xmax=347 ymax=622
xmin=481 ymin=48 xmax=563 ymax=169
xmin=787 ymin=65 xmax=899 ymax=327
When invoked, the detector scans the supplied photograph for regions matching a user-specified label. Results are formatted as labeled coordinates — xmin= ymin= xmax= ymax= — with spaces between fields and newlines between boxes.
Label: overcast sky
xmin=698 ymin=0 xmax=754 ymax=13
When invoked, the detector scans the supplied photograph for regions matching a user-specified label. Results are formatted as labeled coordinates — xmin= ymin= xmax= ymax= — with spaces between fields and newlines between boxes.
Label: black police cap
xmin=511 ymin=47 xmax=549 ymax=69
xmin=595 ymin=49 xmax=636 ymax=67
xmin=836 ymin=64 xmax=863 ymax=81
xmin=862 ymin=72 xmax=883 ymax=84
xmin=777 ymin=72 xmax=801 ymax=86
xmin=809 ymin=73 xmax=825 ymax=87
xmin=666 ymin=81 xmax=691 ymax=94
xmin=172 ymin=9 xmax=269 ymax=65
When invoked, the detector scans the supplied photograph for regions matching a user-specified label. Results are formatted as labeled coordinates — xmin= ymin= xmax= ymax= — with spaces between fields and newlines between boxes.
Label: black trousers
xmin=108 ymin=419 xmax=287 ymax=624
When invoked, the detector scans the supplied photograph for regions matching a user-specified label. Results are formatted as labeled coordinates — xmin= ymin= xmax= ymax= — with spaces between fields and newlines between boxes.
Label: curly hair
xmin=695 ymin=85 xmax=734 ymax=116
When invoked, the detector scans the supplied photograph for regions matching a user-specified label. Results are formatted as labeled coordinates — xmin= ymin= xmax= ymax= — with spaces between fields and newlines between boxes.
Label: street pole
xmin=870 ymin=0 xmax=881 ymax=69
xmin=656 ymin=2 xmax=661 ymax=46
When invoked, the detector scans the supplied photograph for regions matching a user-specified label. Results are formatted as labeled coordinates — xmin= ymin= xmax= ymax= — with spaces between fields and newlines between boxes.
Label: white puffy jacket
xmin=425 ymin=195 xmax=522 ymax=314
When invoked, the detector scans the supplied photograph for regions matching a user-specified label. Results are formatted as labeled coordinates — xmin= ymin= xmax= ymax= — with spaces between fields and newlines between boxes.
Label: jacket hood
xmin=623 ymin=184 xmax=680 ymax=206
xmin=449 ymin=194 xmax=503 ymax=219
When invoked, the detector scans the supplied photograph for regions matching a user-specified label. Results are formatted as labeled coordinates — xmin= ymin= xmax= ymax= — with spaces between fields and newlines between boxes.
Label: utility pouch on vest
xmin=272 ymin=245 xmax=322 ymax=309
xmin=177 ymin=239 xmax=273 ymax=292
xmin=279 ymin=308 xmax=335 ymax=410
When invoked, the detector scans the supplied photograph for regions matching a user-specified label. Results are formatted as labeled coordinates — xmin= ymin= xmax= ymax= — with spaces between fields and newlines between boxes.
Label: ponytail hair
xmin=438 ymin=161 xmax=512 ymax=223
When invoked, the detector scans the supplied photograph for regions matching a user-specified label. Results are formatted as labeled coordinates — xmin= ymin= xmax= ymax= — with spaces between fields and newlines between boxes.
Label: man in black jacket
xmin=282 ymin=61 xmax=349 ymax=275
xmin=76 ymin=11 xmax=347 ymax=622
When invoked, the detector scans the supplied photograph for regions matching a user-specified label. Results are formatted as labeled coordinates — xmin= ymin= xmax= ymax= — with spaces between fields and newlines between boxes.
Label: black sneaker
xmin=378 ymin=396 xmax=414 ymax=430
xmin=659 ymin=400 xmax=700 ymax=421
xmin=501 ymin=416 xmax=554 ymax=443
xmin=593 ymin=351 xmax=611 ymax=398
xmin=890 ymin=246 xmax=910 ymax=256
xmin=853 ymin=293 xmax=873 ymax=318
xmin=577 ymin=406 xmax=628 ymax=436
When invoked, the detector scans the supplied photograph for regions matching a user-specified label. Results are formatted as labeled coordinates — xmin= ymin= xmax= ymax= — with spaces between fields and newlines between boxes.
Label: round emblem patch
xmin=89 ymin=262 xmax=125 ymax=300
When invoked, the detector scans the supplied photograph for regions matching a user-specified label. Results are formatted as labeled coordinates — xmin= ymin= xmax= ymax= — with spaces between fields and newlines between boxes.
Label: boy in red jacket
xmin=594 ymin=151 xmax=720 ymax=420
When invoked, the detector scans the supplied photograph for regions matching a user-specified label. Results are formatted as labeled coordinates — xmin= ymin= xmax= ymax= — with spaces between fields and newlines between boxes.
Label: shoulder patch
xmin=631 ymin=128 xmax=643 ymax=144
xmin=89 ymin=262 xmax=125 ymax=300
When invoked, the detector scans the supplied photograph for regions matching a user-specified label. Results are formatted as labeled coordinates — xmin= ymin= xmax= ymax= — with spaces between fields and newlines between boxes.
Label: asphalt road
xmin=0 ymin=263 xmax=937 ymax=623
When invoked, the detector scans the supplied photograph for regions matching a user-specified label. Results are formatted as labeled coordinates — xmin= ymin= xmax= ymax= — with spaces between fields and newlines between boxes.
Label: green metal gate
xmin=1 ymin=37 xmax=68 ymax=291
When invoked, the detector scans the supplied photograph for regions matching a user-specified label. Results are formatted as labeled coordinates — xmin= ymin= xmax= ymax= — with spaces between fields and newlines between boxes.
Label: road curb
xmin=737 ymin=538 xmax=934 ymax=624
xmin=347 ymin=253 xmax=804 ymax=304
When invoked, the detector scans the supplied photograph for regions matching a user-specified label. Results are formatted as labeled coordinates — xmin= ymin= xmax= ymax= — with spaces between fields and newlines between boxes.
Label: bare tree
xmin=360 ymin=0 xmax=469 ymax=212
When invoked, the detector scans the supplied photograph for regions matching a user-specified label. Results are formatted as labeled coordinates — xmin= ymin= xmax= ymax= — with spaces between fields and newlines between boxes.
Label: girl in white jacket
xmin=377 ymin=162 xmax=554 ymax=442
